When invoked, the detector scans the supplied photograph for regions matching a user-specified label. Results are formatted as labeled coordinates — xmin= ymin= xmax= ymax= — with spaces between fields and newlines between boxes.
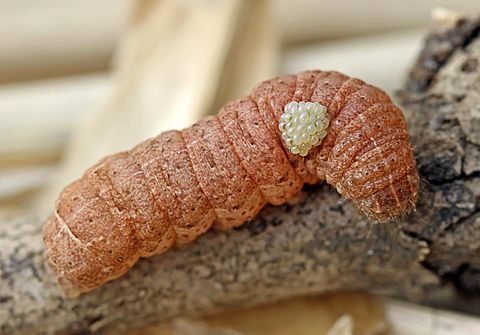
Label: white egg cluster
xmin=279 ymin=101 xmax=330 ymax=157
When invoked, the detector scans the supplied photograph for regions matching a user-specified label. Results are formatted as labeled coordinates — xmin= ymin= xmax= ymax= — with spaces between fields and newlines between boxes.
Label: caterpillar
xmin=43 ymin=70 xmax=419 ymax=297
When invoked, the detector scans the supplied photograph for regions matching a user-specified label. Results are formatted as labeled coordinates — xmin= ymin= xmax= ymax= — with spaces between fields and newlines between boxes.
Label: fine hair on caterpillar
xmin=364 ymin=179 xmax=432 ymax=246
xmin=43 ymin=70 xmax=419 ymax=296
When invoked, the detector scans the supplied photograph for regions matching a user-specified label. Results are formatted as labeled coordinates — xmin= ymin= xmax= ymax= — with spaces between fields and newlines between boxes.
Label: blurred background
xmin=1 ymin=0 xmax=480 ymax=334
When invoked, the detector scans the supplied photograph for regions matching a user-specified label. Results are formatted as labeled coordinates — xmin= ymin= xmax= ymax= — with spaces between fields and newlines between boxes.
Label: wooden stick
xmin=386 ymin=299 xmax=480 ymax=335
xmin=0 ymin=0 xmax=130 ymax=83
xmin=0 ymin=187 xmax=433 ymax=335
xmin=0 ymin=74 xmax=110 ymax=168
xmin=119 ymin=292 xmax=386 ymax=335
xmin=275 ymin=0 xmax=479 ymax=43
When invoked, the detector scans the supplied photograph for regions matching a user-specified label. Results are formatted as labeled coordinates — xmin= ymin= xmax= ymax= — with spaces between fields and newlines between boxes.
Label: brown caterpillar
xmin=43 ymin=70 xmax=419 ymax=297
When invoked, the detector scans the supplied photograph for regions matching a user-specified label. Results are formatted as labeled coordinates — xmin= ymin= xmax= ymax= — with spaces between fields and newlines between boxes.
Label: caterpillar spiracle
xmin=43 ymin=70 xmax=419 ymax=296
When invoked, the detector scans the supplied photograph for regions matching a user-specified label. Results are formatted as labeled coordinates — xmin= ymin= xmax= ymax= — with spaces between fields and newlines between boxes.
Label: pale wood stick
xmin=0 ymin=74 xmax=110 ymax=168
xmin=0 ymin=0 xmax=130 ymax=83
xmin=386 ymin=300 xmax=480 ymax=335
xmin=274 ymin=0 xmax=479 ymax=42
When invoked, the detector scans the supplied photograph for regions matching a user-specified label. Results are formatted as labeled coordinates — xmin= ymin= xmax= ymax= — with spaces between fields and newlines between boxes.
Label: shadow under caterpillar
xmin=43 ymin=70 xmax=419 ymax=297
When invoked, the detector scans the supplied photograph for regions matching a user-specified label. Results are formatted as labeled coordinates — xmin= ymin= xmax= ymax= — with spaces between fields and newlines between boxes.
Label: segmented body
xmin=43 ymin=70 xmax=419 ymax=296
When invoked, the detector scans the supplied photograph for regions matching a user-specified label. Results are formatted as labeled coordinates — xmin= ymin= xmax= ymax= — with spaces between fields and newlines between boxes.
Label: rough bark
xmin=2 ymin=14 xmax=480 ymax=335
